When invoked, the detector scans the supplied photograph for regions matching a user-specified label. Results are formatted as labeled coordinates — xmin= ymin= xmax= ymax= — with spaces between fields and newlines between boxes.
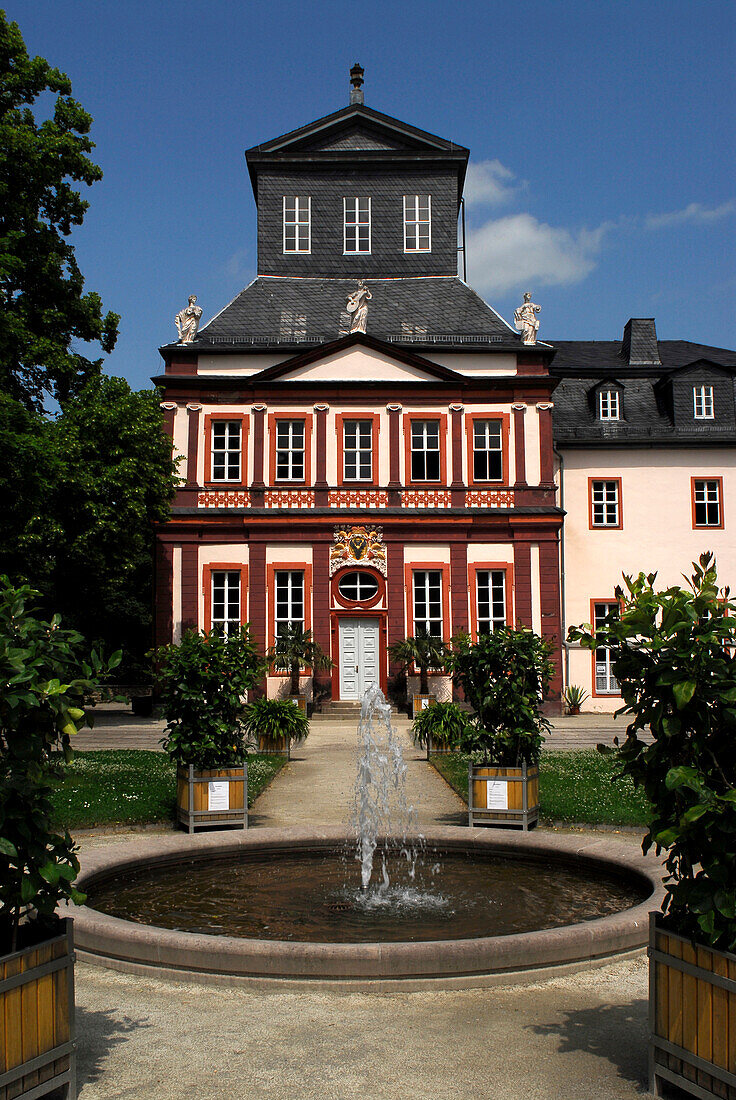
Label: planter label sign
xmin=486 ymin=780 xmax=508 ymax=810
xmin=208 ymin=781 xmax=230 ymax=811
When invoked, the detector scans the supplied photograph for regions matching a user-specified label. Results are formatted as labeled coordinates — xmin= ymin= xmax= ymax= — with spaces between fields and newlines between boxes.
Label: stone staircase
xmin=313 ymin=700 xmax=411 ymax=724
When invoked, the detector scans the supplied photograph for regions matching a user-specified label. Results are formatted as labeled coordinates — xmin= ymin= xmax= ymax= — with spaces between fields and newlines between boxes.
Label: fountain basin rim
xmin=74 ymin=826 xmax=664 ymax=985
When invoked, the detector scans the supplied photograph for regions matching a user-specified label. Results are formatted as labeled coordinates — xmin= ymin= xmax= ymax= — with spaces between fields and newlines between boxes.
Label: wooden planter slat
xmin=176 ymin=765 xmax=248 ymax=833
xmin=0 ymin=920 xmax=75 ymax=1100
xmin=468 ymin=763 xmax=539 ymax=830
xmin=650 ymin=913 xmax=736 ymax=1099
xmin=258 ymin=735 xmax=290 ymax=759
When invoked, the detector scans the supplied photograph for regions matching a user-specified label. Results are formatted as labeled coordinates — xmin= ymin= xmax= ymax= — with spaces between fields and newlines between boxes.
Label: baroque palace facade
xmin=154 ymin=70 xmax=736 ymax=711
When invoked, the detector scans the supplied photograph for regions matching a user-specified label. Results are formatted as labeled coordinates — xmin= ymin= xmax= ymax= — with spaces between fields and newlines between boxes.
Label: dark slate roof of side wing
xmin=187 ymin=276 xmax=520 ymax=349
xmin=550 ymin=340 xmax=736 ymax=374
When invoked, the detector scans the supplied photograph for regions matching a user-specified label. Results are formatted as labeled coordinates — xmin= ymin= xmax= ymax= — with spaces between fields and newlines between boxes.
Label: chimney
xmin=350 ymin=62 xmax=364 ymax=105
xmin=621 ymin=318 xmax=661 ymax=366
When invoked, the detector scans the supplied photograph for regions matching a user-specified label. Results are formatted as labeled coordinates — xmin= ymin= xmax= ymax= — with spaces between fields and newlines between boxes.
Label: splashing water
xmin=351 ymin=683 xmax=421 ymax=891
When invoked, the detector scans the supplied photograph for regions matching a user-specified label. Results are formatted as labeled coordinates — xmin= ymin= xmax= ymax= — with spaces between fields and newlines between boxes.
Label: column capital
xmin=511 ymin=402 xmax=527 ymax=412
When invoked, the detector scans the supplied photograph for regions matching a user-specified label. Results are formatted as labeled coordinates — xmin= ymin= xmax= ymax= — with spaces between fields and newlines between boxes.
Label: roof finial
xmin=350 ymin=62 xmax=364 ymax=105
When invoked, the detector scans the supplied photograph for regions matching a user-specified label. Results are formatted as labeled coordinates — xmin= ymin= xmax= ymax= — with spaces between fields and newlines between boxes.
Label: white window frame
xmin=283 ymin=196 xmax=311 ymax=254
xmin=410 ymin=420 xmax=441 ymax=481
xmin=343 ymin=197 xmax=371 ymax=254
xmin=403 ymin=194 xmax=431 ymax=252
xmin=598 ymin=390 xmax=620 ymax=421
xmin=594 ymin=601 xmax=619 ymax=694
xmin=338 ymin=572 xmax=379 ymax=602
xmin=476 ymin=570 xmax=506 ymax=635
xmin=693 ymin=385 xmax=714 ymax=420
xmin=472 ymin=420 xmax=503 ymax=481
xmin=275 ymin=420 xmax=305 ymax=482
xmin=413 ymin=570 xmax=443 ymax=638
xmin=210 ymin=420 xmax=242 ymax=482
xmin=343 ymin=419 xmax=373 ymax=481
xmin=693 ymin=479 xmax=721 ymax=527
xmin=211 ymin=571 xmax=241 ymax=636
xmin=591 ymin=480 xmax=621 ymax=527
xmin=274 ymin=570 xmax=304 ymax=638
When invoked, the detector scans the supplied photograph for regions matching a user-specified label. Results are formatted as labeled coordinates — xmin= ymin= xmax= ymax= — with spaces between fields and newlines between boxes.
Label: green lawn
xmin=432 ymin=749 xmax=651 ymax=827
xmin=51 ymin=750 xmax=286 ymax=830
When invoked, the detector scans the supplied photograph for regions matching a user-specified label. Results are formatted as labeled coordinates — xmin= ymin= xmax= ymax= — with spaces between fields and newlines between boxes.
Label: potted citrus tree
xmin=156 ymin=627 xmax=265 ymax=833
xmin=267 ymin=625 xmax=332 ymax=715
xmin=570 ymin=553 xmax=736 ymax=1100
xmin=242 ymin=697 xmax=310 ymax=759
xmin=411 ymin=701 xmax=473 ymax=759
xmin=388 ymin=634 xmax=449 ymax=717
xmin=447 ymin=627 xmax=553 ymax=830
xmin=0 ymin=577 xmax=118 ymax=1100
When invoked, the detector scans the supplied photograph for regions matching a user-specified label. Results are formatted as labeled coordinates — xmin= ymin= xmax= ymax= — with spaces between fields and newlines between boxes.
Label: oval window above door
xmin=338 ymin=571 xmax=379 ymax=603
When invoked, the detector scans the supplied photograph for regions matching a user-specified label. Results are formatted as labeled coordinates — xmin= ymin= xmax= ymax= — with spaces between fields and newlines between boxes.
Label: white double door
xmin=339 ymin=617 xmax=381 ymax=699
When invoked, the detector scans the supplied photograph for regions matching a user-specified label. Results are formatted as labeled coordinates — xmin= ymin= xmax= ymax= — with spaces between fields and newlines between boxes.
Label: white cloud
xmin=645 ymin=201 xmax=734 ymax=230
xmin=463 ymin=159 xmax=519 ymax=207
xmin=466 ymin=213 xmax=611 ymax=295
xmin=225 ymin=248 xmax=249 ymax=278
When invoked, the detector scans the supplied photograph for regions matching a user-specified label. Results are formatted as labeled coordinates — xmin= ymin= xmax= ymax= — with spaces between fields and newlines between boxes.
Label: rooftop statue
xmin=346 ymin=281 xmax=372 ymax=334
xmin=175 ymin=295 xmax=203 ymax=344
xmin=514 ymin=292 xmax=541 ymax=345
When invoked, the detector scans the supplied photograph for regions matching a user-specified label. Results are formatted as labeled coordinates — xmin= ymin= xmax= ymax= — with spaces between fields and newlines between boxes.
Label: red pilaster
xmin=186 ymin=404 xmax=201 ymax=487
xmin=450 ymin=403 xmax=465 ymax=507
xmin=314 ymin=404 xmax=329 ymax=506
xmin=539 ymin=540 xmax=562 ymax=699
xmin=387 ymin=542 xmax=405 ymax=676
xmin=154 ymin=541 xmax=174 ymax=646
xmin=537 ymin=403 xmax=555 ymax=488
xmin=160 ymin=402 xmax=176 ymax=449
xmin=250 ymin=405 xmax=266 ymax=490
xmin=312 ymin=540 xmax=331 ymax=695
xmin=387 ymin=404 xmax=401 ymax=505
xmin=513 ymin=542 xmax=532 ymax=627
xmin=450 ymin=540 xmax=468 ymax=635
xmin=181 ymin=544 xmax=198 ymax=633
xmin=248 ymin=541 xmax=267 ymax=658
xmin=512 ymin=403 xmax=528 ymax=488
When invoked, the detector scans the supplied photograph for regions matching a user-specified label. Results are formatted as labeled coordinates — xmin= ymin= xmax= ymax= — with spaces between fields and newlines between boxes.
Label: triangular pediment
xmin=669 ymin=358 xmax=735 ymax=379
xmin=252 ymin=333 xmax=461 ymax=384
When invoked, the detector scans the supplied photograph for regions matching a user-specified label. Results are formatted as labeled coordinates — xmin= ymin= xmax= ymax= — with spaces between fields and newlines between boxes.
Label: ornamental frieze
xmin=330 ymin=525 xmax=387 ymax=576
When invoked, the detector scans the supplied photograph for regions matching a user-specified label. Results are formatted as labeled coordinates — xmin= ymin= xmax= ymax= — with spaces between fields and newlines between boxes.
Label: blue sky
xmin=8 ymin=0 xmax=736 ymax=391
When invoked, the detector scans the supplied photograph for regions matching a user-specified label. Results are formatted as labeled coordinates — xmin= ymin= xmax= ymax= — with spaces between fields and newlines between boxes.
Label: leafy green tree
xmin=569 ymin=553 xmax=736 ymax=951
xmin=0 ymin=10 xmax=118 ymax=408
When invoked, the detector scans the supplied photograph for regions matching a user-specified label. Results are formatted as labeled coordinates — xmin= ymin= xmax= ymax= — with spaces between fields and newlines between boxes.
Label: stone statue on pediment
xmin=514 ymin=291 xmax=541 ymax=345
xmin=346 ymin=281 xmax=372 ymax=334
xmin=175 ymin=295 xmax=203 ymax=344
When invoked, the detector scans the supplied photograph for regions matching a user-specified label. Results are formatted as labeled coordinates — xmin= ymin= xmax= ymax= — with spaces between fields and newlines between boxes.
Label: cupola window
xmin=344 ymin=197 xmax=371 ymax=253
xmin=403 ymin=195 xmax=431 ymax=252
xmin=283 ymin=196 xmax=311 ymax=253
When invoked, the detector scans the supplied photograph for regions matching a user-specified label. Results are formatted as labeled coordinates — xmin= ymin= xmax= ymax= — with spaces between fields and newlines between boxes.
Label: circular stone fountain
xmin=74 ymin=689 xmax=664 ymax=988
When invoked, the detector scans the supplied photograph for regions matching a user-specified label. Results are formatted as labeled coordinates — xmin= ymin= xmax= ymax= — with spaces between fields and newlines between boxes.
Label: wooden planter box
xmin=0 ymin=918 xmax=76 ymax=1100
xmin=425 ymin=735 xmax=457 ymax=760
xmin=258 ymin=734 xmax=291 ymax=759
xmin=288 ymin=695 xmax=308 ymax=715
xmin=468 ymin=762 xmax=539 ymax=830
xmin=176 ymin=765 xmax=248 ymax=834
xmin=649 ymin=912 xmax=736 ymax=1099
xmin=412 ymin=693 xmax=436 ymax=718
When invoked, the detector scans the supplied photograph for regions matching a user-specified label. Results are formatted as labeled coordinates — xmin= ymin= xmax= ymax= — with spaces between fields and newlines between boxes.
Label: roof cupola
xmin=350 ymin=62 xmax=365 ymax=105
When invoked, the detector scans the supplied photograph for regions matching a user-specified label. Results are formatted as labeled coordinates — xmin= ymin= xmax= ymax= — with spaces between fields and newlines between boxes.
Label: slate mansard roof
xmin=188 ymin=276 xmax=520 ymax=350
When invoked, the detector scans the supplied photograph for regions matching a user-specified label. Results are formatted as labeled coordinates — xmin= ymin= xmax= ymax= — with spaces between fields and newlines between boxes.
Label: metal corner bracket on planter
xmin=468 ymin=761 xmax=539 ymax=830
xmin=649 ymin=911 xmax=736 ymax=1099
xmin=0 ymin=917 xmax=76 ymax=1100
xmin=176 ymin=764 xmax=248 ymax=833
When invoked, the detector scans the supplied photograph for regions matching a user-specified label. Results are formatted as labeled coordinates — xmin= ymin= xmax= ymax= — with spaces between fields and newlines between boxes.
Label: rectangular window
xmin=411 ymin=420 xmax=441 ymax=481
xmin=274 ymin=571 xmax=304 ymax=637
xmin=693 ymin=478 xmax=722 ymax=527
xmin=598 ymin=390 xmax=620 ymax=420
xmin=693 ymin=385 xmax=714 ymax=419
xmin=472 ymin=420 xmax=503 ymax=481
xmin=590 ymin=479 xmax=621 ymax=527
xmin=211 ymin=421 xmax=242 ymax=482
xmin=594 ymin=601 xmax=619 ymax=694
xmin=476 ymin=570 xmax=506 ymax=635
xmin=275 ymin=420 xmax=305 ymax=481
xmin=283 ymin=196 xmax=311 ymax=253
xmin=344 ymin=197 xmax=371 ymax=253
xmin=211 ymin=571 xmax=241 ymax=636
xmin=413 ymin=570 xmax=443 ymax=637
xmin=403 ymin=194 xmax=431 ymax=252
xmin=343 ymin=419 xmax=373 ymax=481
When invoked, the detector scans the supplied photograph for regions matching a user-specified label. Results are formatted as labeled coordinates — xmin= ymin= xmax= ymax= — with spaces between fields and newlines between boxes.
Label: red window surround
xmin=266 ymin=562 xmax=313 ymax=675
xmin=332 ymin=567 xmax=385 ymax=610
xmin=403 ymin=562 xmax=451 ymax=643
xmin=467 ymin=563 xmax=514 ymax=641
xmin=204 ymin=414 xmax=249 ymax=488
xmin=588 ymin=477 xmax=623 ymax=530
xmin=402 ymin=412 xmax=448 ymax=486
xmin=691 ymin=476 xmax=724 ymax=529
xmin=267 ymin=413 xmax=313 ymax=486
xmin=334 ymin=412 xmax=381 ymax=486
xmin=465 ymin=413 xmax=511 ymax=487
xmin=202 ymin=563 xmax=248 ymax=632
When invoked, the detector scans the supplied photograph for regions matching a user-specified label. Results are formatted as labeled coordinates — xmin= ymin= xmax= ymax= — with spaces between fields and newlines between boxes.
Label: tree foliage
xmin=388 ymin=634 xmax=448 ymax=695
xmin=569 ymin=553 xmax=736 ymax=952
xmin=0 ymin=10 xmax=118 ymax=408
xmin=0 ymin=578 xmax=119 ymax=952
xmin=267 ymin=625 xmax=333 ymax=696
xmin=242 ymin=697 xmax=310 ymax=747
xmin=411 ymin=701 xmax=473 ymax=750
xmin=447 ymin=628 xmax=553 ymax=766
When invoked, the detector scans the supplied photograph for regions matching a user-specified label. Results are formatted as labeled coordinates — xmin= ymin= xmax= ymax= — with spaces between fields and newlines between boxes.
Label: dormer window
xmin=598 ymin=389 xmax=620 ymax=421
xmin=404 ymin=195 xmax=431 ymax=252
xmin=283 ymin=196 xmax=311 ymax=253
xmin=344 ymin=197 xmax=371 ymax=253
xmin=693 ymin=385 xmax=714 ymax=420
